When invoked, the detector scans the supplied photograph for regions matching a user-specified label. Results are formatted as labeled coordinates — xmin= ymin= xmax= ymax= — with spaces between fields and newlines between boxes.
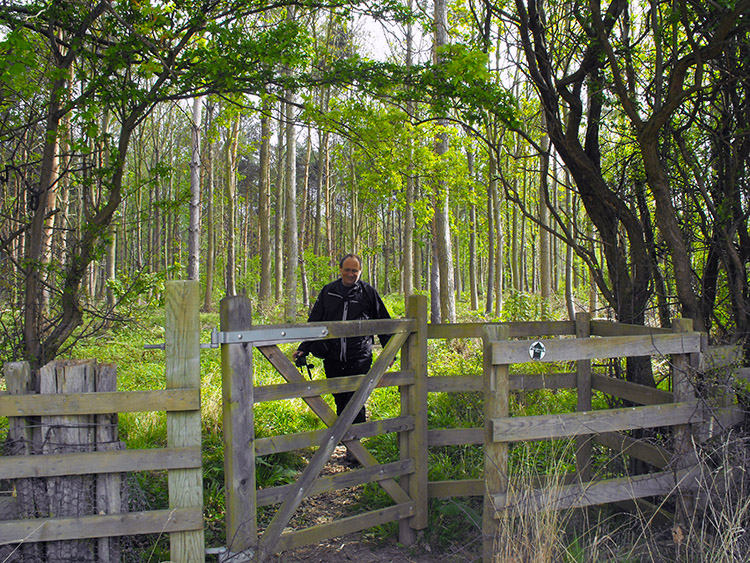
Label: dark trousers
xmin=323 ymin=356 xmax=371 ymax=424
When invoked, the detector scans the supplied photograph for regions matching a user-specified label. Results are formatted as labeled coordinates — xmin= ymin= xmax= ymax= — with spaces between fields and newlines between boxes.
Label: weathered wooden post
xmin=41 ymin=360 xmax=98 ymax=563
xmin=95 ymin=362 xmax=123 ymax=563
xmin=575 ymin=312 xmax=592 ymax=482
xmin=399 ymin=294 xmax=428 ymax=544
xmin=482 ymin=325 xmax=509 ymax=563
xmin=4 ymin=361 xmax=43 ymax=562
xmin=165 ymin=280 xmax=205 ymax=562
xmin=219 ymin=294 xmax=257 ymax=561
xmin=671 ymin=318 xmax=698 ymax=541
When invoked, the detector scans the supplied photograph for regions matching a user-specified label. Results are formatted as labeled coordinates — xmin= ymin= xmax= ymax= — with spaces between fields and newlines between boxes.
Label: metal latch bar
xmin=210 ymin=326 xmax=328 ymax=348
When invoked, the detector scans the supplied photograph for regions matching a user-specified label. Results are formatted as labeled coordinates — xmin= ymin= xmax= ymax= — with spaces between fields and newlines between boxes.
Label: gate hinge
xmin=209 ymin=326 xmax=328 ymax=348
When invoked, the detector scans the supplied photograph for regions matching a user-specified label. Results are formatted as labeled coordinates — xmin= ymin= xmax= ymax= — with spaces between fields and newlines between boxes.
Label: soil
xmin=265 ymin=446 xmax=481 ymax=563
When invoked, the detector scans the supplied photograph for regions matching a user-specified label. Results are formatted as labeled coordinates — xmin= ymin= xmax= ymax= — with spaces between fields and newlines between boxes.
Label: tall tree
xmin=258 ymin=94 xmax=273 ymax=310
xmin=433 ymin=0 xmax=457 ymax=323
xmin=283 ymin=5 xmax=298 ymax=322
xmin=187 ymin=96 xmax=203 ymax=281
xmin=225 ymin=112 xmax=240 ymax=297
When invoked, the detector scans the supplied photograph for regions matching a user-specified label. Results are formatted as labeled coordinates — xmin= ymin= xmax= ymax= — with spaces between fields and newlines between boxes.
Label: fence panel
xmin=0 ymin=281 xmax=204 ymax=563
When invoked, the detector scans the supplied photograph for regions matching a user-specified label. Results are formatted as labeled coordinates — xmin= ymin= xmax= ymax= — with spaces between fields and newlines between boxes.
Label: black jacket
xmin=299 ymin=278 xmax=391 ymax=362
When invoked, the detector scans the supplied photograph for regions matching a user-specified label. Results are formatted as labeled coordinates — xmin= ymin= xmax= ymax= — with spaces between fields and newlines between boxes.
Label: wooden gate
xmin=217 ymin=294 xmax=429 ymax=562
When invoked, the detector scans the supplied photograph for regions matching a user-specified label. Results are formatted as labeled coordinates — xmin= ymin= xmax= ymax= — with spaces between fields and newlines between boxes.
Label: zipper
xmin=340 ymin=300 xmax=349 ymax=361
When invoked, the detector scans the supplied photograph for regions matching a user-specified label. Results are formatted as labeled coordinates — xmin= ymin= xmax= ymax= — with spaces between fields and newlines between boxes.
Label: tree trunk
xmin=489 ymin=151 xmax=503 ymax=318
xmin=225 ymin=114 xmax=240 ymax=297
xmin=403 ymin=8 xmax=415 ymax=297
xmin=467 ymin=149 xmax=478 ymax=310
xmin=203 ymin=103 xmax=215 ymax=311
xmin=299 ymin=126 xmax=312 ymax=309
xmin=258 ymin=96 xmax=273 ymax=310
xmin=433 ymin=0 xmax=456 ymax=323
xmin=283 ymin=37 xmax=298 ymax=321
xmin=274 ymin=105 xmax=284 ymax=301
xmin=187 ymin=96 xmax=203 ymax=281
xmin=539 ymin=114 xmax=551 ymax=319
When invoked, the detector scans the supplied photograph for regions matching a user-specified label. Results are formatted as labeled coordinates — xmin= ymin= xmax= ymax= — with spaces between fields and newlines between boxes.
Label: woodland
xmin=1 ymin=0 xmax=750 ymax=375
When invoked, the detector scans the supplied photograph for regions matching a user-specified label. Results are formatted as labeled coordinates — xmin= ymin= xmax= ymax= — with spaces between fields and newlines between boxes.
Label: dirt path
xmin=266 ymin=447 xmax=481 ymax=563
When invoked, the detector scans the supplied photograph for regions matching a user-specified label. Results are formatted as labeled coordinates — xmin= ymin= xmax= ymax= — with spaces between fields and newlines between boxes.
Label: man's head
xmin=339 ymin=253 xmax=362 ymax=286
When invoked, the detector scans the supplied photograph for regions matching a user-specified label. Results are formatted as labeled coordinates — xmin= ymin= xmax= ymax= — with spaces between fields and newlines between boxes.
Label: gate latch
xmin=209 ymin=326 xmax=329 ymax=348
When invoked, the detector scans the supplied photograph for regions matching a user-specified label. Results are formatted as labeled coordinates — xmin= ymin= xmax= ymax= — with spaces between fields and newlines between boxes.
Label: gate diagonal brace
xmin=255 ymin=333 xmax=412 ymax=561
xmin=210 ymin=326 xmax=328 ymax=348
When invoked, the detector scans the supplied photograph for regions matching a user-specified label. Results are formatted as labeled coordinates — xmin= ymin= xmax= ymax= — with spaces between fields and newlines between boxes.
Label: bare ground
xmin=264 ymin=447 xmax=482 ymax=563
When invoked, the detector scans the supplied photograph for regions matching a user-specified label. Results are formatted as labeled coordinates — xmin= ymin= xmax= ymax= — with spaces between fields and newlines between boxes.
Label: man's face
xmin=340 ymin=257 xmax=361 ymax=287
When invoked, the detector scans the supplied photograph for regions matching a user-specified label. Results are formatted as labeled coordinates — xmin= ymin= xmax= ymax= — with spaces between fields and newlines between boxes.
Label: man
xmin=293 ymin=253 xmax=391 ymax=429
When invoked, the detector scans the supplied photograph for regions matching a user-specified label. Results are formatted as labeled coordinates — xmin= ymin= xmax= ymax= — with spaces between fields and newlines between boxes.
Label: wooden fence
xmin=217 ymin=296 xmax=745 ymax=562
xmin=0 ymin=281 xmax=205 ymax=562
xmin=1 ymin=284 xmax=746 ymax=562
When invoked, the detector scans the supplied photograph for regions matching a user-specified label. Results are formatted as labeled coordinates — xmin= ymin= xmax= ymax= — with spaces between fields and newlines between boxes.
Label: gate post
xmin=219 ymin=295 xmax=257 ymax=560
xmin=482 ymin=325 xmax=509 ymax=563
xmin=400 ymin=294 xmax=428 ymax=543
xmin=671 ymin=318 xmax=698 ymax=536
xmin=575 ymin=312 xmax=592 ymax=482
xmin=165 ymin=280 xmax=205 ymax=562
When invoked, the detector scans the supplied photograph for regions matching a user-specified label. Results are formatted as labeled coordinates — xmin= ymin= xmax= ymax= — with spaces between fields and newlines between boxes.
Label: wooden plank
xmin=427 ymin=321 xmax=575 ymax=340
xmin=0 ymin=508 xmax=202 ymax=545
xmin=220 ymin=295 xmax=258 ymax=557
xmin=594 ymin=433 xmax=671 ymax=469
xmin=428 ymin=427 xmax=483 ymax=446
xmin=492 ymin=333 xmax=702 ymax=365
xmin=429 ymin=372 xmax=577 ymax=394
xmin=256 ymin=331 xmax=410 ymax=561
xmin=165 ymin=281 xmax=205 ymax=563
xmin=701 ymin=344 xmax=742 ymax=370
xmin=428 ymin=480 xmax=484 ymax=498
xmin=591 ymin=373 xmax=673 ymax=405
xmin=257 ymin=460 xmax=414 ymax=507
xmin=483 ymin=325 xmax=509 ymax=563
xmin=0 ymin=447 xmax=202 ymax=479
xmin=255 ymin=417 xmax=415 ymax=456
xmin=696 ymin=406 xmax=745 ymax=442
xmin=512 ymin=372 xmax=576 ymax=391
xmin=590 ymin=320 xmax=671 ymax=337
xmin=274 ymin=502 xmax=415 ymax=552
xmin=492 ymin=467 xmax=699 ymax=514
xmin=254 ymin=371 xmax=414 ymax=403
xmin=402 ymin=294 xmax=429 ymax=538
xmin=0 ymin=388 xmax=199 ymax=417
xmin=427 ymin=375 xmax=482 ymax=393
xmin=492 ymin=401 xmax=703 ymax=442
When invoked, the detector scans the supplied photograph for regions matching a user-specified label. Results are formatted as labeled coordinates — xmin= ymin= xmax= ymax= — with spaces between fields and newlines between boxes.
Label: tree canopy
xmin=1 ymin=0 xmax=749 ymax=373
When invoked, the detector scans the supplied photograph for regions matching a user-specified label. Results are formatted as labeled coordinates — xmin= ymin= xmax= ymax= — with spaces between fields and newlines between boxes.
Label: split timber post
xmin=575 ymin=312 xmax=592 ymax=481
xmin=482 ymin=325 xmax=509 ymax=563
xmin=671 ymin=318 xmax=698 ymax=535
xmin=165 ymin=280 xmax=205 ymax=562
xmin=219 ymin=295 xmax=257 ymax=561
xmin=400 ymin=294 xmax=429 ymax=541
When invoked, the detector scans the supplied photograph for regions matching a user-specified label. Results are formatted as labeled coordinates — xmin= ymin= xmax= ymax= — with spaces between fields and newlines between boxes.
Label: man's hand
xmin=293 ymin=350 xmax=308 ymax=367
